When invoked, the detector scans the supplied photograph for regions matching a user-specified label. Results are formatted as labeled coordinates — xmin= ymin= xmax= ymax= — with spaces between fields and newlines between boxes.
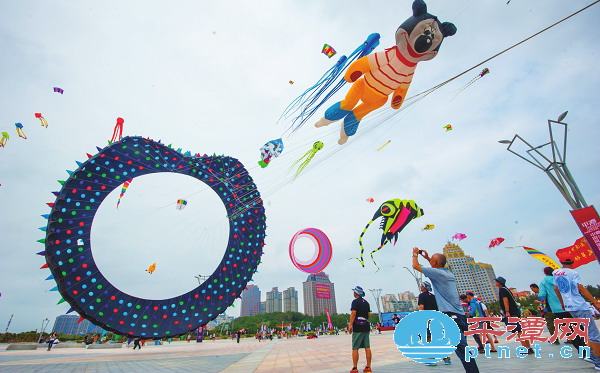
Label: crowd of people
xmin=346 ymin=248 xmax=600 ymax=373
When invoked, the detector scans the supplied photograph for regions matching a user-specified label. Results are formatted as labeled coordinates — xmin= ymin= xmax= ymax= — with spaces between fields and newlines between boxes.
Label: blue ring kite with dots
xmin=40 ymin=136 xmax=266 ymax=338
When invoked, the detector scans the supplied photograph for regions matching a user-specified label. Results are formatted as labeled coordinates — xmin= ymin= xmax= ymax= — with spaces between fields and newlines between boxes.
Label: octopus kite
xmin=35 ymin=113 xmax=48 ymax=128
xmin=356 ymin=199 xmax=424 ymax=270
xmin=15 ymin=123 xmax=27 ymax=139
xmin=146 ymin=263 xmax=157 ymax=274
xmin=290 ymin=141 xmax=323 ymax=180
xmin=453 ymin=68 xmax=490 ymax=98
xmin=0 ymin=132 xmax=9 ymax=147
xmin=110 ymin=117 xmax=125 ymax=143
xmin=314 ymin=0 xmax=457 ymax=144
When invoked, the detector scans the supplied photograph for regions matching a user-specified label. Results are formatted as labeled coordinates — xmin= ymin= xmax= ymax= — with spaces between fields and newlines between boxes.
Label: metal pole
xmin=403 ymin=266 xmax=423 ymax=292
xmin=37 ymin=318 xmax=49 ymax=343
xmin=368 ymin=289 xmax=383 ymax=323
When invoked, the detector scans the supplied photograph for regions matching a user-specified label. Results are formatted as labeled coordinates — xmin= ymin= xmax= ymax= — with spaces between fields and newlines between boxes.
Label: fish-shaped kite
xmin=366 ymin=197 xmax=375 ymax=203
xmin=146 ymin=263 xmax=157 ymax=274
xmin=452 ymin=233 xmax=467 ymax=241
xmin=422 ymin=224 xmax=435 ymax=231
xmin=489 ymin=237 xmax=505 ymax=248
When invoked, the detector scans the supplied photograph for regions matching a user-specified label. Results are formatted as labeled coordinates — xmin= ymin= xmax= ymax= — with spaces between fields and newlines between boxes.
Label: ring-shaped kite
xmin=40 ymin=136 xmax=266 ymax=338
xmin=289 ymin=228 xmax=332 ymax=274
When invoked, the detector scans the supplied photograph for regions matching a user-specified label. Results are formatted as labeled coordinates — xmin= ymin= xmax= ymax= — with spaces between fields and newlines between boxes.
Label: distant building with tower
xmin=52 ymin=315 xmax=103 ymax=335
xmin=303 ymin=272 xmax=337 ymax=316
xmin=282 ymin=287 xmax=299 ymax=313
xmin=443 ymin=242 xmax=498 ymax=304
xmin=240 ymin=284 xmax=261 ymax=317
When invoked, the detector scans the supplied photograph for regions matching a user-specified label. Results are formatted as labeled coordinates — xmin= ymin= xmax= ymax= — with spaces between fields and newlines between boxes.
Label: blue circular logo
xmin=555 ymin=275 xmax=570 ymax=294
xmin=393 ymin=311 xmax=460 ymax=364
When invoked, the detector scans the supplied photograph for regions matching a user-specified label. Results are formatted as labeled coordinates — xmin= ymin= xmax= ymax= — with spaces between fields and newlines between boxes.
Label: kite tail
xmin=292 ymin=151 xmax=317 ymax=180
xmin=369 ymin=244 xmax=387 ymax=272
xmin=284 ymin=33 xmax=380 ymax=133
xmin=110 ymin=124 xmax=123 ymax=143
xmin=353 ymin=219 xmax=375 ymax=267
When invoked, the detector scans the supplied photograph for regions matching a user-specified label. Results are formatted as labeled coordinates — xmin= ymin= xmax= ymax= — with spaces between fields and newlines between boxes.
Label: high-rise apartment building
xmin=443 ymin=242 xmax=498 ymax=304
xmin=265 ymin=287 xmax=282 ymax=313
xmin=381 ymin=293 xmax=416 ymax=313
xmin=282 ymin=287 xmax=299 ymax=313
xmin=303 ymin=272 xmax=337 ymax=316
xmin=240 ymin=285 xmax=261 ymax=317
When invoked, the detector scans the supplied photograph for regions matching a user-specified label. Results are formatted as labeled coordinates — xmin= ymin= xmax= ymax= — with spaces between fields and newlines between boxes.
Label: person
xmin=494 ymin=276 xmax=533 ymax=354
xmin=412 ymin=247 xmax=479 ymax=373
xmin=133 ymin=336 xmax=142 ymax=350
xmin=477 ymin=298 xmax=499 ymax=344
xmin=538 ymin=266 xmax=578 ymax=346
xmin=392 ymin=313 xmax=401 ymax=325
xmin=186 ymin=333 xmax=192 ymax=343
xmin=418 ymin=281 xmax=438 ymax=311
xmin=126 ymin=337 xmax=133 ymax=347
xmin=418 ymin=281 xmax=451 ymax=366
xmin=46 ymin=332 xmax=57 ymax=351
xmin=348 ymin=286 xmax=372 ymax=373
xmin=466 ymin=291 xmax=495 ymax=353
xmin=553 ymin=256 xmax=600 ymax=370
xmin=236 ymin=331 xmax=241 ymax=343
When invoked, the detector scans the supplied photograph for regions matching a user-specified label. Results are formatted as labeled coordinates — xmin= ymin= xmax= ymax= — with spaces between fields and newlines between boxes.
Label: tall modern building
xmin=282 ymin=287 xmax=299 ymax=313
xmin=259 ymin=301 xmax=266 ymax=314
xmin=240 ymin=285 xmax=261 ymax=317
xmin=52 ymin=315 xmax=103 ymax=335
xmin=443 ymin=242 xmax=498 ymax=304
xmin=265 ymin=287 xmax=282 ymax=313
xmin=381 ymin=293 xmax=416 ymax=313
xmin=303 ymin=272 xmax=337 ymax=316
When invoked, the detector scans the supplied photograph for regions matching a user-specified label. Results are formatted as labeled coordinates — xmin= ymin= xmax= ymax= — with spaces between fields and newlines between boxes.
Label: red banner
xmin=316 ymin=284 xmax=331 ymax=299
xmin=555 ymin=237 xmax=594 ymax=269
xmin=570 ymin=206 xmax=600 ymax=266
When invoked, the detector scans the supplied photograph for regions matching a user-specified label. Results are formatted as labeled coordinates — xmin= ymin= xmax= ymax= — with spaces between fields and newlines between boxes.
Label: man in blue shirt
xmin=413 ymin=247 xmax=479 ymax=373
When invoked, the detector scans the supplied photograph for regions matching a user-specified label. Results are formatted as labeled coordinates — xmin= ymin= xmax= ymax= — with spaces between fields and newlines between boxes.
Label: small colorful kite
xmin=115 ymin=179 xmax=133 ymax=209
xmin=0 ymin=132 xmax=10 ymax=147
xmin=504 ymin=246 xmax=523 ymax=250
xmin=321 ymin=44 xmax=337 ymax=58
xmin=289 ymin=228 xmax=333 ymax=274
xmin=53 ymin=87 xmax=64 ymax=94
xmin=15 ymin=123 xmax=27 ymax=139
xmin=35 ymin=113 xmax=48 ymax=128
xmin=366 ymin=197 xmax=375 ymax=203
xmin=523 ymin=247 xmax=560 ymax=269
xmin=452 ymin=233 xmax=467 ymax=241
xmin=289 ymin=80 xmax=294 ymax=85
xmin=453 ymin=68 xmax=490 ymax=98
xmin=443 ymin=124 xmax=453 ymax=132
xmin=376 ymin=140 xmax=391 ymax=151
xmin=422 ymin=224 xmax=435 ymax=231
xmin=489 ymin=237 xmax=505 ymax=248
xmin=110 ymin=117 xmax=124 ymax=143
xmin=290 ymin=141 xmax=323 ymax=180
xmin=176 ymin=199 xmax=187 ymax=210
xmin=258 ymin=138 xmax=284 ymax=168
xmin=146 ymin=263 xmax=157 ymax=274
xmin=357 ymin=199 xmax=424 ymax=270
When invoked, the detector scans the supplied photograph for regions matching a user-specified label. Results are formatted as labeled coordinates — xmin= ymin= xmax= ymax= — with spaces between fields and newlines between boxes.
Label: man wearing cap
xmin=348 ymin=286 xmax=372 ymax=373
xmin=553 ymin=256 xmax=600 ymax=369
xmin=494 ymin=276 xmax=533 ymax=354
xmin=412 ymin=247 xmax=479 ymax=373
xmin=418 ymin=281 xmax=438 ymax=311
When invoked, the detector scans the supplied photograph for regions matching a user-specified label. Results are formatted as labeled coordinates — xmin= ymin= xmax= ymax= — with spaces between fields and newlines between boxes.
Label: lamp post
xmin=500 ymin=111 xmax=600 ymax=265
xmin=368 ymin=289 xmax=383 ymax=323
xmin=403 ymin=266 xmax=423 ymax=292
xmin=38 ymin=318 xmax=49 ymax=344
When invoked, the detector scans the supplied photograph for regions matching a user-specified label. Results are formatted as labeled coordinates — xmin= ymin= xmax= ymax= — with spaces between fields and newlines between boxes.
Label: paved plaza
xmin=1 ymin=328 xmax=598 ymax=373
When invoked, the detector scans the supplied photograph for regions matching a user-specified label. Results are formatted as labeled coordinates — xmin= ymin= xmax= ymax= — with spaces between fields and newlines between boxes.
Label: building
xmin=510 ymin=288 xmax=533 ymax=300
xmin=443 ymin=242 xmax=498 ymax=304
xmin=207 ymin=314 xmax=235 ymax=329
xmin=259 ymin=301 xmax=266 ymax=314
xmin=266 ymin=287 xmax=282 ymax=313
xmin=240 ymin=285 xmax=261 ymax=317
xmin=282 ymin=287 xmax=299 ymax=313
xmin=52 ymin=315 xmax=103 ymax=335
xmin=381 ymin=294 xmax=416 ymax=313
xmin=303 ymin=272 xmax=337 ymax=316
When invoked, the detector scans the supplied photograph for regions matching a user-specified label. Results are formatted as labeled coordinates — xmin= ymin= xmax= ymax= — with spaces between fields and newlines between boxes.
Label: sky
xmin=1 ymin=0 xmax=599 ymax=333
